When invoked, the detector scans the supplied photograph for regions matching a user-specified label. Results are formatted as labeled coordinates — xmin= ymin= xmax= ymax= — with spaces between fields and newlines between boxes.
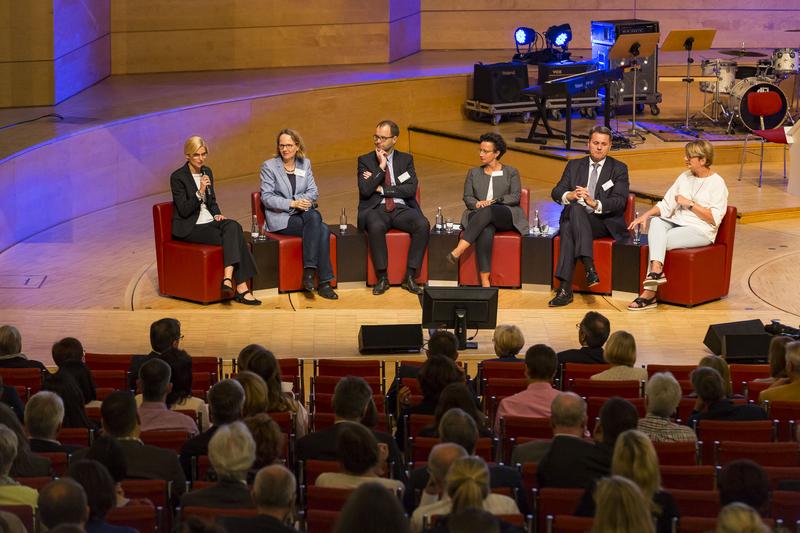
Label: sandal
xmin=220 ymin=278 xmax=235 ymax=297
xmin=642 ymin=271 xmax=667 ymax=290
xmin=628 ymin=295 xmax=657 ymax=311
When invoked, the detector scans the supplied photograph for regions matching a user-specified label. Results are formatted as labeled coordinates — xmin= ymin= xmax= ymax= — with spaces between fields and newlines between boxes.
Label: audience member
xmin=334 ymin=482 xmax=409 ymax=533
xmin=295 ymin=376 xmax=404 ymax=481
xmin=0 ymin=511 xmax=27 ymax=533
xmin=37 ymin=478 xmax=89 ymax=529
xmin=576 ymin=430 xmax=677 ymax=533
xmin=718 ymin=460 xmax=769 ymax=516
xmin=715 ymin=502 xmax=769 ymax=533
xmin=495 ymin=344 xmax=560 ymax=428
xmin=0 ymin=424 xmax=39 ymax=509
xmin=128 ymin=318 xmax=182 ymax=390
xmin=42 ymin=372 xmax=98 ymax=429
xmin=0 ymin=403 xmax=51 ymax=477
xmin=697 ymin=355 xmax=736 ymax=397
xmin=0 ymin=376 xmax=24 ymax=422
xmin=758 ymin=341 xmax=800 ymax=402
xmin=244 ymin=413 xmax=284 ymax=470
xmin=51 ymin=337 xmax=96 ymax=404
xmin=590 ymin=476 xmax=655 ymax=533
xmin=180 ymin=421 xmax=256 ymax=509
xmin=68 ymin=460 xmax=137 ymax=533
xmin=638 ymin=373 xmax=697 ymax=443
xmin=180 ymin=379 xmax=245 ymax=478
xmin=235 ymin=371 xmax=269 ymax=418
xmin=83 ymin=435 xmax=150 ymax=508
xmin=245 ymin=347 xmax=308 ymax=437
xmin=137 ymin=358 xmax=197 ymax=434
xmin=159 ymin=347 xmax=209 ymax=426
xmin=688 ymin=368 xmax=766 ymax=427
xmin=590 ymin=331 xmax=647 ymax=382
xmin=0 ymin=325 xmax=47 ymax=371
xmin=220 ymin=465 xmax=299 ymax=533
xmin=316 ymin=421 xmax=403 ymax=492
xmin=485 ymin=325 xmax=525 ymax=362
xmin=410 ymin=456 xmax=519 ymax=533
xmin=557 ymin=312 xmax=610 ymax=365
xmin=753 ymin=336 xmax=792 ymax=384
xmin=512 ymin=392 xmax=587 ymax=465
xmin=440 ymin=508 xmax=505 ymax=533
xmin=26 ymin=390 xmax=83 ymax=454
xmin=419 ymin=383 xmax=490 ymax=438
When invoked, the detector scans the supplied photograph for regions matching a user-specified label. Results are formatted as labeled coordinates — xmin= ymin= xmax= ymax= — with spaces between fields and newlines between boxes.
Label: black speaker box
xmin=703 ymin=319 xmax=770 ymax=360
xmin=473 ymin=62 xmax=529 ymax=104
xmin=358 ymin=324 xmax=423 ymax=354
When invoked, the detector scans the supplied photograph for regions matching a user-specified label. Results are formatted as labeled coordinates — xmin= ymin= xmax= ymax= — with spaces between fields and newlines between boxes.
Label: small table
xmin=328 ymin=224 xmax=367 ymax=283
xmin=245 ymin=233 xmax=279 ymax=290
xmin=522 ymin=232 xmax=555 ymax=286
xmin=427 ymin=228 xmax=461 ymax=282
xmin=612 ymin=235 xmax=649 ymax=293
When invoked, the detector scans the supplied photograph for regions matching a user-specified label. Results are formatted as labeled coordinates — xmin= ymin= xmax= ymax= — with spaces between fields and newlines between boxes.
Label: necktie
xmin=486 ymin=175 xmax=494 ymax=202
xmin=586 ymin=163 xmax=599 ymax=212
xmin=384 ymin=163 xmax=395 ymax=212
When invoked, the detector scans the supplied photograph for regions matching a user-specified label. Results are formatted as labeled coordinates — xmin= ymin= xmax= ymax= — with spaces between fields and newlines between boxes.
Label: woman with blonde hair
xmin=698 ymin=355 xmax=735 ymax=397
xmin=170 ymin=135 xmax=260 ymax=304
xmin=234 ymin=371 xmax=269 ymax=418
xmin=591 ymin=476 xmax=655 ymax=533
xmin=715 ymin=502 xmax=769 ymax=533
xmin=591 ymin=331 xmax=647 ymax=382
xmin=487 ymin=324 xmax=525 ymax=362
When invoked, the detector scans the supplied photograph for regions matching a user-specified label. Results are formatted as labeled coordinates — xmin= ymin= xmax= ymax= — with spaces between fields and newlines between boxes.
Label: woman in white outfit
xmin=627 ymin=140 xmax=728 ymax=310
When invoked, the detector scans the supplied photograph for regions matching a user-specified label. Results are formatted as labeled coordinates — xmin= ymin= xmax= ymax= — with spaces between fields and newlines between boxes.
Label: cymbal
xmin=719 ymin=49 xmax=768 ymax=57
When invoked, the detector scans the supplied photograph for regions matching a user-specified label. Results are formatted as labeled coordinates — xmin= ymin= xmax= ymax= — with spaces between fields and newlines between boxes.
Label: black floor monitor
xmin=422 ymin=286 xmax=499 ymax=350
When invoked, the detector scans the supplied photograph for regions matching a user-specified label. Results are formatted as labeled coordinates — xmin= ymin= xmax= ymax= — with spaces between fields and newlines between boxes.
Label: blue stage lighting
xmin=545 ymin=24 xmax=572 ymax=50
xmin=514 ymin=27 xmax=535 ymax=46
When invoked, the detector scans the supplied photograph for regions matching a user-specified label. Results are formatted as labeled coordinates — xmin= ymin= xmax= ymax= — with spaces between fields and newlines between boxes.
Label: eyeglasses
xmin=279 ymin=144 xmax=297 ymax=150
xmin=479 ymin=149 xmax=496 ymax=154
xmin=373 ymin=135 xmax=394 ymax=142
xmin=191 ymin=152 xmax=207 ymax=158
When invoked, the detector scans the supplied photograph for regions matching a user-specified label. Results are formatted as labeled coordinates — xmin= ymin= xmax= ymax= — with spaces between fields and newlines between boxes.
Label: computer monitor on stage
xmin=422 ymin=287 xmax=498 ymax=350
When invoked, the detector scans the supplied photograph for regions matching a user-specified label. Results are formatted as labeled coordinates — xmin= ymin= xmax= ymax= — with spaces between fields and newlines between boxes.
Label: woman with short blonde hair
xmin=492 ymin=324 xmax=525 ymax=360
xmin=591 ymin=476 xmax=655 ymax=533
xmin=591 ymin=331 xmax=647 ymax=382
xmin=715 ymin=502 xmax=769 ymax=533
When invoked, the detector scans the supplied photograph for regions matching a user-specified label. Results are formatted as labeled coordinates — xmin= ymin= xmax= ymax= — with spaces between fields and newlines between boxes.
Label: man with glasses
xmin=357 ymin=120 xmax=430 ymax=295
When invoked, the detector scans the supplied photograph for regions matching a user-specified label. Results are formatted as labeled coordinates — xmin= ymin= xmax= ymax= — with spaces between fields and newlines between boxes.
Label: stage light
xmin=545 ymin=24 xmax=572 ymax=49
xmin=514 ymin=27 xmax=536 ymax=46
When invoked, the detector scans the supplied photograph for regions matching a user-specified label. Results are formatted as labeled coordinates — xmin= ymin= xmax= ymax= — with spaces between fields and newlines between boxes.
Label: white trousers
xmin=647 ymin=216 xmax=712 ymax=265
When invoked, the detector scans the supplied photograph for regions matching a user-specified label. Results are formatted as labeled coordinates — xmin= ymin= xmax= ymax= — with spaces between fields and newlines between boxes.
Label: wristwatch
xmin=688 ymin=202 xmax=695 ymax=211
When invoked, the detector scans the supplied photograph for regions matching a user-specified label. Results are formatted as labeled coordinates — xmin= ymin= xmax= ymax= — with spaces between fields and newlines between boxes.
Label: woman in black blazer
xmin=171 ymin=136 xmax=259 ymax=305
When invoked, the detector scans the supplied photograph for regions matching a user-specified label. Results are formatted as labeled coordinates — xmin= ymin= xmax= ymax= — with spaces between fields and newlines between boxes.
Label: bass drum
xmin=729 ymin=78 xmax=788 ymax=131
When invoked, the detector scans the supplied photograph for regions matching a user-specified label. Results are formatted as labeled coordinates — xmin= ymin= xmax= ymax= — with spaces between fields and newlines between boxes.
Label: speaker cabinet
xmin=358 ymin=324 xmax=423 ymax=354
xmin=703 ymin=319 xmax=770 ymax=360
xmin=472 ymin=62 xmax=529 ymax=104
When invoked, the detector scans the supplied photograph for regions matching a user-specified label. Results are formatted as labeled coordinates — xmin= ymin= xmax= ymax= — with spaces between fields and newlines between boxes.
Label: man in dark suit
xmin=25 ymin=391 xmax=84 ymax=454
xmin=295 ymin=376 xmax=405 ymax=481
xmin=549 ymin=126 xmax=630 ymax=306
xmin=537 ymin=396 xmax=638 ymax=489
xmin=220 ymin=465 xmax=299 ymax=533
xmin=556 ymin=311 xmax=610 ymax=366
xmin=688 ymin=367 xmax=767 ymax=427
xmin=357 ymin=119 xmax=430 ymax=295
xmin=512 ymin=391 xmax=587 ymax=465
xmin=127 ymin=318 xmax=181 ymax=391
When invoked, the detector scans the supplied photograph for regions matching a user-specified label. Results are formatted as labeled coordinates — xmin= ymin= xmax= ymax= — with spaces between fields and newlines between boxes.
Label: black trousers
xmin=363 ymin=205 xmax=430 ymax=274
xmin=273 ymin=210 xmax=334 ymax=283
xmin=180 ymin=219 xmax=258 ymax=282
xmin=463 ymin=205 xmax=515 ymax=273
xmin=555 ymin=203 xmax=612 ymax=285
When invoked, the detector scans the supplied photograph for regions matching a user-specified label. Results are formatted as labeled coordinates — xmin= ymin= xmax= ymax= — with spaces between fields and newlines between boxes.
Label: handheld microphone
xmin=201 ymin=166 xmax=212 ymax=196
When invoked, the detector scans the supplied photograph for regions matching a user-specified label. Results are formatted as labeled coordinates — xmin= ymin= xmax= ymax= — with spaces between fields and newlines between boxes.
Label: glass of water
xmin=445 ymin=218 xmax=454 ymax=232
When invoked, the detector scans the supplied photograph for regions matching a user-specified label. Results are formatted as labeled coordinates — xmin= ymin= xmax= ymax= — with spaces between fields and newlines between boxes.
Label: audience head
xmin=691 ymin=366 xmax=726 ymax=405
xmin=524 ymin=343 xmax=558 ymax=382
xmin=101 ymin=391 xmax=138 ymax=438
xmin=138 ymin=357 xmax=172 ymax=402
xmin=51 ymin=337 xmax=84 ymax=367
xmin=446 ymin=456 xmax=490 ymax=514
xmin=332 ymin=376 xmax=375 ymax=422
xmin=208 ymin=379 xmax=245 ymax=425
xmin=550 ymin=392 xmax=587 ymax=435
xmin=698 ymin=355 xmax=733 ymax=396
xmin=715 ymin=502 xmax=769 ymax=533
xmin=243 ymin=347 xmax=290 ymax=412
xmin=0 ymin=424 xmax=18 ymax=477
xmin=718 ymin=460 xmax=769 ymax=515
xmin=84 ymin=435 xmax=127 ymax=483
xmin=244 ymin=413 xmax=284 ymax=469
xmin=427 ymin=330 xmax=459 ymax=360
xmin=433 ymin=382 xmax=486 ymax=433
xmin=427 ymin=443 xmax=468 ymax=489
xmin=612 ymin=430 xmax=661 ymax=504
xmin=335 ymin=422 xmax=382 ymax=476
xmin=25 ymin=391 xmax=64 ymax=440
xmin=492 ymin=325 xmax=524 ymax=358
xmin=438 ymin=407 xmax=478 ymax=453
xmin=37 ymin=478 xmax=89 ymax=529
xmin=252 ymin=464 xmax=296 ymax=518
xmin=785 ymin=341 xmax=800 ymax=377
xmin=236 ymin=344 xmax=268 ymax=373
xmin=149 ymin=318 xmax=181 ymax=354
xmin=447 ymin=507 xmax=501 ymax=533
xmin=578 ymin=312 xmax=610 ymax=349
xmin=43 ymin=373 xmax=94 ymax=428
xmin=596 ymin=397 xmax=639 ymax=446
xmin=591 ymin=476 xmax=655 ymax=533
xmin=0 ymin=403 xmax=38 ymax=475
xmin=159 ymin=347 xmax=194 ymax=406
xmin=418 ymin=355 xmax=463 ymax=402
xmin=0 ymin=325 xmax=22 ymax=356
xmin=604 ymin=331 xmax=637 ymax=367
xmin=208 ymin=421 xmax=255 ymax=482
xmin=644 ymin=372 xmax=682 ymax=418
xmin=767 ymin=336 xmax=792 ymax=379
xmin=235 ymin=371 xmax=269 ymax=418
xmin=333 ymin=481 xmax=409 ymax=533
xmin=67 ymin=460 xmax=116 ymax=521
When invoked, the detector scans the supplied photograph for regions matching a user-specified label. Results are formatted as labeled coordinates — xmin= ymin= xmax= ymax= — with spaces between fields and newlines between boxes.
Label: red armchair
xmin=251 ymin=192 xmax=337 ymax=292
xmin=152 ymin=203 xmax=230 ymax=304
xmin=365 ymin=187 xmax=429 ymax=285
xmin=552 ymin=193 xmax=635 ymax=294
xmin=458 ymin=188 xmax=530 ymax=288
xmin=656 ymin=205 xmax=737 ymax=306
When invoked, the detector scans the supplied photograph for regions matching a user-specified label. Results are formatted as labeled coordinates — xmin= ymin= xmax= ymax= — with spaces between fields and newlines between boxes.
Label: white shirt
xmin=380 ymin=151 xmax=406 ymax=206
xmin=655 ymin=170 xmax=728 ymax=242
xmin=410 ymin=493 xmax=520 ymax=533
xmin=315 ymin=472 xmax=404 ymax=493
xmin=191 ymin=172 xmax=215 ymax=224
xmin=561 ymin=158 xmax=605 ymax=214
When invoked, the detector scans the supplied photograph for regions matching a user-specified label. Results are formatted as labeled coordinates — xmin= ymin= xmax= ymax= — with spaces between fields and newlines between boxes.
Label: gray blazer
xmin=460 ymin=165 xmax=528 ymax=234
xmin=259 ymin=156 xmax=319 ymax=232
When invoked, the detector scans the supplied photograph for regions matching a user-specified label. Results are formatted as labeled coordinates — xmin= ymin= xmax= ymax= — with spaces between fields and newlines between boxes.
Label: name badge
xmin=396 ymin=171 xmax=411 ymax=183
xmin=601 ymin=180 xmax=614 ymax=191
xmin=294 ymin=168 xmax=307 ymax=177
xmin=491 ymin=170 xmax=503 ymax=177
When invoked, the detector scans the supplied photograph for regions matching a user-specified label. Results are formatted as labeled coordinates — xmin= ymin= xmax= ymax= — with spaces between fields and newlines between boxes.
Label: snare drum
xmin=771 ymin=48 xmax=799 ymax=75
xmin=729 ymin=77 xmax=788 ymax=131
xmin=700 ymin=59 xmax=738 ymax=94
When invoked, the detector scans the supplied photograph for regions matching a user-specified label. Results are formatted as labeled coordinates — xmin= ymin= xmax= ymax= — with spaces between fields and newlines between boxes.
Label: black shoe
xmin=234 ymin=290 xmax=262 ymax=306
xmin=401 ymin=274 xmax=424 ymax=295
xmin=318 ymin=283 xmax=338 ymax=300
xmin=548 ymin=288 xmax=574 ymax=307
xmin=585 ymin=267 xmax=600 ymax=287
xmin=372 ymin=276 xmax=390 ymax=295
xmin=220 ymin=278 xmax=235 ymax=297
xmin=302 ymin=271 xmax=316 ymax=292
